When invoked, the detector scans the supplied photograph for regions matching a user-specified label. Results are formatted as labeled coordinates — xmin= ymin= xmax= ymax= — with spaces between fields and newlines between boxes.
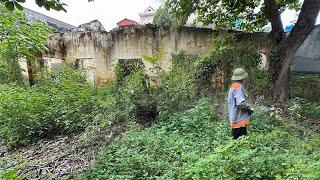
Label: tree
xmin=167 ymin=0 xmax=320 ymax=102
xmin=153 ymin=5 xmax=173 ymax=26
xmin=0 ymin=0 xmax=94 ymax=12
xmin=0 ymin=4 xmax=52 ymax=84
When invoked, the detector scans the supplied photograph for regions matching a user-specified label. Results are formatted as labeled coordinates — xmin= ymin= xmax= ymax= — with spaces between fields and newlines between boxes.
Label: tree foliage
xmin=0 ymin=4 xmax=52 ymax=83
xmin=166 ymin=0 xmax=301 ymax=32
xmin=0 ymin=0 xmax=94 ymax=12
xmin=153 ymin=5 xmax=173 ymax=26
xmin=166 ymin=0 xmax=320 ymax=103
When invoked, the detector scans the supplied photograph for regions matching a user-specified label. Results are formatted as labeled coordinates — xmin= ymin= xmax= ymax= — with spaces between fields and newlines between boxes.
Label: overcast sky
xmin=23 ymin=0 xmax=162 ymax=30
xmin=23 ymin=0 xmax=319 ymax=31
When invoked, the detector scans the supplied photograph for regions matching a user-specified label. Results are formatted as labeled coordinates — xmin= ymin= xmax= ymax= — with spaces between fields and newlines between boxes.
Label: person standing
xmin=227 ymin=68 xmax=252 ymax=139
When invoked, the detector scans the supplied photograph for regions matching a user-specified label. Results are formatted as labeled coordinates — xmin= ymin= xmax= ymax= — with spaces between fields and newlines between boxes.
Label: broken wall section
xmin=44 ymin=23 xmax=270 ymax=85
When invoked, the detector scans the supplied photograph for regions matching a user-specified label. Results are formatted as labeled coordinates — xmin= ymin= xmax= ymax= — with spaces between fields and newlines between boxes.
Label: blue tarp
xmin=284 ymin=24 xmax=294 ymax=32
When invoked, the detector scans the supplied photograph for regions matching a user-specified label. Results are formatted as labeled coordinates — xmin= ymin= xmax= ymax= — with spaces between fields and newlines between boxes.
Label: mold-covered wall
xmin=44 ymin=25 xmax=269 ymax=85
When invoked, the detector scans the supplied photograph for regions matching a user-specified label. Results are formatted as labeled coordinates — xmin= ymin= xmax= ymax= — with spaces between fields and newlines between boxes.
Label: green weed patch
xmin=78 ymin=100 xmax=320 ymax=179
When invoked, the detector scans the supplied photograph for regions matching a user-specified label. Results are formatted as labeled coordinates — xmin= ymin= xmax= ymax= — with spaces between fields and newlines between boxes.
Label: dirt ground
xmin=0 ymin=122 xmax=125 ymax=180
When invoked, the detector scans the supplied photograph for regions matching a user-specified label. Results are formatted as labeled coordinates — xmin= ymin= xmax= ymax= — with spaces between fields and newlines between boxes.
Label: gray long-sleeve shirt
xmin=227 ymin=82 xmax=250 ymax=128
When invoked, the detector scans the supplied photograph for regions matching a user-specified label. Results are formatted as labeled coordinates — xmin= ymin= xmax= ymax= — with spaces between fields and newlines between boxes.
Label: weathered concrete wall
xmin=44 ymin=25 xmax=270 ymax=85
xmin=292 ymin=25 xmax=320 ymax=73
xmin=46 ymin=31 xmax=114 ymax=84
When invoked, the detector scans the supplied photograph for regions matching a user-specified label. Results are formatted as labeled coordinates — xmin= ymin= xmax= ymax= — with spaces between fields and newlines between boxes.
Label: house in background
xmin=24 ymin=7 xmax=75 ymax=32
xmin=116 ymin=18 xmax=139 ymax=27
xmin=139 ymin=6 xmax=156 ymax=25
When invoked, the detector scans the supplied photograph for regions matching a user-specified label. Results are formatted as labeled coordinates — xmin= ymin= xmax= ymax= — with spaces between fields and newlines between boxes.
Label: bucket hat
xmin=231 ymin=68 xmax=248 ymax=81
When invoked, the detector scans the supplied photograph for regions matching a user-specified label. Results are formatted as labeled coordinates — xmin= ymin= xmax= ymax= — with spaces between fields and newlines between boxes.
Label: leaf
xmin=35 ymin=0 xmax=43 ymax=7
xmin=44 ymin=3 xmax=50 ymax=11
xmin=5 ymin=1 xmax=14 ymax=11
xmin=14 ymin=2 xmax=24 ymax=11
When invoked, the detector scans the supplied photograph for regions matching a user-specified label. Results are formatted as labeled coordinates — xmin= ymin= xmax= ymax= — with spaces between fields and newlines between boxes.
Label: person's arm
xmin=234 ymin=87 xmax=250 ymax=110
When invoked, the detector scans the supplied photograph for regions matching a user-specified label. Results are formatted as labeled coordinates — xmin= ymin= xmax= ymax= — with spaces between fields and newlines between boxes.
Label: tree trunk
xmin=10 ymin=58 xmax=23 ymax=83
xmin=264 ymin=0 xmax=320 ymax=102
xmin=263 ymin=0 xmax=285 ymax=83
xmin=27 ymin=58 xmax=35 ymax=86
xmin=264 ymin=0 xmax=284 ymax=43
xmin=27 ymin=52 xmax=43 ymax=86
xmin=273 ymin=0 xmax=320 ymax=102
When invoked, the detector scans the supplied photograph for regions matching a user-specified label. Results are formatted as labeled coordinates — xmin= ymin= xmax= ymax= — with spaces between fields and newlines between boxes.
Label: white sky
xmin=23 ymin=0 xmax=162 ymax=31
xmin=23 ymin=0 xmax=319 ymax=31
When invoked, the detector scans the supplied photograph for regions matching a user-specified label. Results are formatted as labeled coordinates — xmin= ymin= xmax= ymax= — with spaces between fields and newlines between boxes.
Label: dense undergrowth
xmin=76 ymin=35 xmax=320 ymax=179
xmin=1 ymin=34 xmax=319 ymax=179
xmin=77 ymin=100 xmax=320 ymax=179
xmin=0 ymin=67 xmax=99 ymax=147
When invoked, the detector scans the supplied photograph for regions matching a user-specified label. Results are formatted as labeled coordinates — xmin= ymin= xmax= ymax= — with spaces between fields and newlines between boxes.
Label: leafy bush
xmin=155 ymin=68 xmax=196 ymax=117
xmin=77 ymin=99 xmax=222 ymax=179
xmin=108 ymin=51 xmax=198 ymax=124
xmin=115 ymin=59 xmax=145 ymax=84
xmin=287 ymin=98 xmax=320 ymax=128
xmin=78 ymin=100 xmax=320 ymax=179
xmin=247 ymin=68 xmax=272 ymax=97
xmin=0 ymin=67 xmax=98 ymax=147
xmin=291 ymin=74 xmax=320 ymax=102
xmin=92 ymin=83 xmax=134 ymax=129
xmin=195 ymin=34 xmax=263 ymax=94
xmin=121 ymin=71 xmax=157 ymax=124
xmin=0 ymin=170 xmax=21 ymax=180
xmin=0 ymin=60 xmax=12 ymax=84
xmin=155 ymin=52 xmax=197 ymax=116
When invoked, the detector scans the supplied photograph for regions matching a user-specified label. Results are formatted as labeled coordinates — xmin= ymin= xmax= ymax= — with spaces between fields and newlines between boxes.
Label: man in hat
xmin=227 ymin=68 xmax=252 ymax=139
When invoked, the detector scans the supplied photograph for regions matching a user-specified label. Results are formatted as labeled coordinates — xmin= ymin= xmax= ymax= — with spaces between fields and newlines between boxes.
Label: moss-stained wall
xmin=44 ymin=25 xmax=269 ymax=85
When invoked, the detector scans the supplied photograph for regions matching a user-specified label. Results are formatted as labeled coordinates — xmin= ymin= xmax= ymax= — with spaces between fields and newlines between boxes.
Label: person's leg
xmin=232 ymin=127 xmax=247 ymax=139
xmin=232 ymin=128 xmax=240 ymax=139
xmin=239 ymin=127 xmax=247 ymax=138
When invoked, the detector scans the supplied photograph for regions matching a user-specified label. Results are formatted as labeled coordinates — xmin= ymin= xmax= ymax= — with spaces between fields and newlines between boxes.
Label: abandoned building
xmin=21 ymin=8 xmax=320 ymax=85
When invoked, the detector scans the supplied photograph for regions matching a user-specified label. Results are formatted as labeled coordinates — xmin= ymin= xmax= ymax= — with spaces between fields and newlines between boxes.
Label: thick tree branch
xmin=274 ymin=0 xmax=320 ymax=102
xmin=278 ymin=0 xmax=320 ymax=77
xmin=281 ymin=0 xmax=320 ymax=59
xmin=264 ymin=0 xmax=285 ymax=43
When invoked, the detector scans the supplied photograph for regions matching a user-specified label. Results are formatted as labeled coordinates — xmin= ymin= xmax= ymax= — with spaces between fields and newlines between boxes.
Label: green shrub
xmin=247 ymin=68 xmax=272 ymax=97
xmin=0 ymin=60 xmax=11 ymax=84
xmin=156 ymin=66 xmax=196 ymax=117
xmin=195 ymin=34 xmax=262 ymax=94
xmin=148 ymin=52 xmax=198 ymax=117
xmin=115 ymin=59 xmax=145 ymax=84
xmin=0 ymin=170 xmax=21 ymax=180
xmin=92 ymin=83 xmax=134 ymax=128
xmin=183 ymin=131 xmax=320 ymax=179
xmin=110 ymin=51 xmax=198 ymax=124
xmin=0 ymin=67 xmax=98 ymax=147
xmin=291 ymin=74 xmax=320 ymax=102
xmin=121 ymin=71 xmax=157 ymax=123
xmin=78 ymin=100 xmax=320 ymax=179
xmin=77 ymin=99 xmax=222 ymax=179
xmin=287 ymin=98 xmax=320 ymax=127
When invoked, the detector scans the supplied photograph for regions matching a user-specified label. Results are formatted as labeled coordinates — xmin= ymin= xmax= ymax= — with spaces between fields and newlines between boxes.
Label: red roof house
xmin=116 ymin=18 xmax=139 ymax=27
